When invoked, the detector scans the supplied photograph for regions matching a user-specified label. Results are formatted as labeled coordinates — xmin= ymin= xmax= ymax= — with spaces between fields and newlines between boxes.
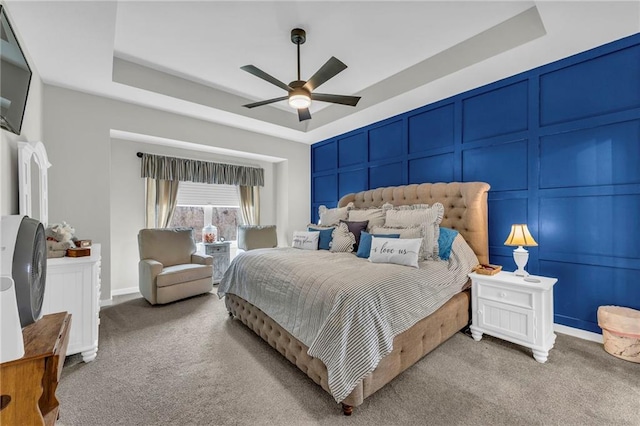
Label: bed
xmin=219 ymin=182 xmax=490 ymax=415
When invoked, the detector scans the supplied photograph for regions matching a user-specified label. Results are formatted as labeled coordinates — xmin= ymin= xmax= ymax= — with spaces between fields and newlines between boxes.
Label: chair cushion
xmin=156 ymin=264 xmax=213 ymax=288
xmin=138 ymin=228 xmax=196 ymax=267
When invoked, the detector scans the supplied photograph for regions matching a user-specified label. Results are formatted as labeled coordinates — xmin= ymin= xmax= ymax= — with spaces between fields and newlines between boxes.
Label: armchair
xmin=138 ymin=228 xmax=213 ymax=305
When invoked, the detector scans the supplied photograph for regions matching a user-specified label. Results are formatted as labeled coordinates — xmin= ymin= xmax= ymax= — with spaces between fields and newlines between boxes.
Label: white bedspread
xmin=217 ymin=235 xmax=478 ymax=402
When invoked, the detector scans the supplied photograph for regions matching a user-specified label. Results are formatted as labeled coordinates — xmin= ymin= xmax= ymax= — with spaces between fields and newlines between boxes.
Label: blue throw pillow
xmin=357 ymin=231 xmax=401 ymax=258
xmin=308 ymin=227 xmax=334 ymax=250
xmin=438 ymin=227 xmax=459 ymax=260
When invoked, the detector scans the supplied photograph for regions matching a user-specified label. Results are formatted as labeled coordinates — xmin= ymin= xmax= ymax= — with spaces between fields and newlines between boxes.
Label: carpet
xmin=58 ymin=292 xmax=640 ymax=425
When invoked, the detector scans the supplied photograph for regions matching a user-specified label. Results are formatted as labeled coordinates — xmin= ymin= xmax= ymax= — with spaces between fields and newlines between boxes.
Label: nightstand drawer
xmin=477 ymin=298 xmax=535 ymax=344
xmin=205 ymin=244 xmax=229 ymax=254
xmin=477 ymin=283 xmax=533 ymax=309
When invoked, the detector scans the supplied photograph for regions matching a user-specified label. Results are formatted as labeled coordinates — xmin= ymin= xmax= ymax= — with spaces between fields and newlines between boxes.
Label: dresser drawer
xmin=205 ymin=244 xmax=229 ymax=254
xmin=477 ymin=283 xmax=533 ymax=309
xmin=476 ymin=298 xmax=535 ymax=344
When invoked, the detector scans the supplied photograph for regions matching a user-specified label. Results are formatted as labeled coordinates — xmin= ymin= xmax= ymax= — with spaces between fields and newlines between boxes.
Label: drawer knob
xmin=499 ymin=292 xmax=507 ymax=298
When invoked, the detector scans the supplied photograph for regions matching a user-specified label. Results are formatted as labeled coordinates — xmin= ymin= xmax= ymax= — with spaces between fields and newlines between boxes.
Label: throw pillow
xmin=292 ymin=231 xmax=320 ymax=250
xmin=370 ymin=224 xmax=425 ymax=258
xmin=329 ymin=222 xmax=356 ymax=253
xmin=308 ymin=226 xmax=335 ymax=250
xmin=347 ymin=208 xmax=385 ymax=231
xmin=384 ymin=203 xmax=444 ymax=260
xmin=438 ymin=227 xmax=459 ymax=260
xmin=339 ymin=219 xmax=369 ymax=249
xmin=369 ymin=237 xmax=422 ymax=268
xmin=318 ymin=202 xmax=354 ymax=226
xmin=356 ymin=231 xmax=401 ymax=258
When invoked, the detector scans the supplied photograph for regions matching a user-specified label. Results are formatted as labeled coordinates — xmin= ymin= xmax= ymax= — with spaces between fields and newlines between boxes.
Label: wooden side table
xmin=204 ymin=241 xmax=231 ymax=283
xmin=0 ymin=312 xmax=71 ymax=425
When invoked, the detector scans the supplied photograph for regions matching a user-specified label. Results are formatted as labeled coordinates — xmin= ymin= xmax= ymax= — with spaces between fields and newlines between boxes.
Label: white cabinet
xmin=42 ymin=244 xmax=101 ymax=362
xmin=469 ymin=271 xmax=557 ymax=363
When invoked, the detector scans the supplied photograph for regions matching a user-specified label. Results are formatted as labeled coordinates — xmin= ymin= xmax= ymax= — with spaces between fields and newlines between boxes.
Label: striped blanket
xmin=217 ymin=235 xmax=478 ymax=402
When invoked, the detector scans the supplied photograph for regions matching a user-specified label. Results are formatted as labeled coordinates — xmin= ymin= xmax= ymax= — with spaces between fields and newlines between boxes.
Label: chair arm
xmin=139 ymin=259 xmax=164 ymax=305
xmin=192 ymin=253 xmax=213 ymax=266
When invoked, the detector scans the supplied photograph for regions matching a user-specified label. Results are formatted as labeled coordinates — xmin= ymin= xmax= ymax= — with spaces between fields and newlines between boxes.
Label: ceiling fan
xmin=241 ymin=28 xmax=361 ymax=122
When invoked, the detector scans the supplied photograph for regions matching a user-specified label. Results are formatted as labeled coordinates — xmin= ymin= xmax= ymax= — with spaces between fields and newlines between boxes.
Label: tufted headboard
xmin=338 ymin=182 xmax=490 ymax=265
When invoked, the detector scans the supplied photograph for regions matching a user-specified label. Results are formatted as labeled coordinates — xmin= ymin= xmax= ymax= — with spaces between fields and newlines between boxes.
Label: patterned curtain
xmin=239 ymin=186 xmax=260 ymax=226
xmin=145 ymin=178 xmax=180 ymax=228
xmin=140 ymin=153 xmax=264 ymax=187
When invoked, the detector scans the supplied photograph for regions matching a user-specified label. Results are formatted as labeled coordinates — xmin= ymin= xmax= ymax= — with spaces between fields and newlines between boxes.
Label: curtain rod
xmin=136 ymin=152 xmax=143 ymax=158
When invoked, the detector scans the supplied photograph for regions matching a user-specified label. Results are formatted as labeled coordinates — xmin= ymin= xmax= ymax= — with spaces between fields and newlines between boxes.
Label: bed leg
xmin=342 ymin=404 xmax=353 ymax=416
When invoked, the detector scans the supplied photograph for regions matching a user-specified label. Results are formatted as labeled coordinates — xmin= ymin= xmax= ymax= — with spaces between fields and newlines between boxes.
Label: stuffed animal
xmin=45 ymin=222 xmax=76 ymax=249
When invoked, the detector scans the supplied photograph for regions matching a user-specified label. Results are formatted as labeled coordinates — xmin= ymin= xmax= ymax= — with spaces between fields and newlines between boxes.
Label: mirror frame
xmin=18 ymin=141 xmax=51 ymax=226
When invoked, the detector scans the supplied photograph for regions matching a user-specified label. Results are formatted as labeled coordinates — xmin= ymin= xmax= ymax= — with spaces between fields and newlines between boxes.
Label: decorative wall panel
xmin=311 ymin=34 xmax=640 ymax=334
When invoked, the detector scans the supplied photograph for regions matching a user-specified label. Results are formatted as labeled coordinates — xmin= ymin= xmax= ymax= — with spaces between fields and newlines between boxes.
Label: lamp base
xmin=513 ymin=246 xmax=530 ymax=277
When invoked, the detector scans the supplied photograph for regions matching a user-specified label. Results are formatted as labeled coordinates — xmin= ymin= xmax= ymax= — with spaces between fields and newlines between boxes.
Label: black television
xmin=0 ymin=5 xmax=32 ymax=135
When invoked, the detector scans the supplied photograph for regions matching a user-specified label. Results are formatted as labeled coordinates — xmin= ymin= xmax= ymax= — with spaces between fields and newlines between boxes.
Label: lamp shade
xmin=504 ymin=224 xmax=538 ymax=247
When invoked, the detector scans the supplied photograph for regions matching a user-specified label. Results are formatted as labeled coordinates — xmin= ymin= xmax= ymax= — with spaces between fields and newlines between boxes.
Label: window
xmin=169 ymin=182 xmax=240 ymax=242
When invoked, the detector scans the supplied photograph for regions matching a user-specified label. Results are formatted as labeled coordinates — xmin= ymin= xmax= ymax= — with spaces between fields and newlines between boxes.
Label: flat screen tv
xmin=0 ymin=5 xmax=32 ymax=135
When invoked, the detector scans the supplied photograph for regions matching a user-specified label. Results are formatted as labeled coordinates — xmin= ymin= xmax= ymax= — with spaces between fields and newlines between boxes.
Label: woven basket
xmin=473 ymin=264 xmax=502 ymax=276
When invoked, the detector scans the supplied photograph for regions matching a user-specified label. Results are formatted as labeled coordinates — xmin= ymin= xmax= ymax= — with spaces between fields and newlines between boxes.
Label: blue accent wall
xmin=310 ymin=33 xmax=640 ymax=334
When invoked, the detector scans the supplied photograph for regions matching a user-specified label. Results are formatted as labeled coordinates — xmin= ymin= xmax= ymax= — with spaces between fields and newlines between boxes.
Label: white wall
xmin=109 ymin=138 xmax=276 ymax=294
xmin=0 ymin=5 xmax=43 ymax=216
xmin=43 ymin=85 xmax=309 ymax=301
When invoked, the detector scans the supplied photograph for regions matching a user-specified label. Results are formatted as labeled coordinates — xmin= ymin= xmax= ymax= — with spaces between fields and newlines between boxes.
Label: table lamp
xmin=504 ymin=224 xmax=538 ymax=277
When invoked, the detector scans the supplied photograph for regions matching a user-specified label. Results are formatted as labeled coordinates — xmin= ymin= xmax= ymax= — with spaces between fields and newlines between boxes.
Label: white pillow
xmin=370 ymin=225 xmax=425 ymax=259
xmin=369 ymin=237 xmax=422 ymax=268
xmin=347 ymin=208 xmax=385 ymax=231
xmin=384 ymin=203 xmax=444 ymax=260
xmin=292 ymin=231 xmax=320 ymax=250
xmin=329 ymin=222 xmax=356 ymax=253
xmin=318 ymin=202 xmax=354 ymax=225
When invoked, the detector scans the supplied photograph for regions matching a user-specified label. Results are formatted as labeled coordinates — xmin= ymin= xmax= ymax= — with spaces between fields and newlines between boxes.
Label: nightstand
xmin=468 ymin=271 xmax=557 ymax=363
xmin=204 ymin=241 xmax=231 ymax=283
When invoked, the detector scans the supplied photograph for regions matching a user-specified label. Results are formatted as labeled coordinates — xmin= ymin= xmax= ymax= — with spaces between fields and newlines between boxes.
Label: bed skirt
xmin=225 ymin=289 xmax=470 ymax=411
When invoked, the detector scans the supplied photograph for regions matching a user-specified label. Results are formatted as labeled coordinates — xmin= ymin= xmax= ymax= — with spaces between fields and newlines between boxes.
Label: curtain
xmin=140 ymin=153 xmax=264 ymax=187
xmin=145 ymin=178 xmax=180 ymax=228
xmin=239 ymin=186 xmax=260 ymax=226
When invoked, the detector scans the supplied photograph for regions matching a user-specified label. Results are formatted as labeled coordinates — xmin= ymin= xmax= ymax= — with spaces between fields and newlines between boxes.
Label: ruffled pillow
xmin=318 ymin=202 xmax=354 ymax=226
xmin=339 ymin=220 xmax=369 ymax=249
xmin=329 ymin=222 xmax=356 ymax=253
xmin=383 ymin=203 xmax=444 ymax=260
xmin=347 ymin=208 xmax=385 ymax=231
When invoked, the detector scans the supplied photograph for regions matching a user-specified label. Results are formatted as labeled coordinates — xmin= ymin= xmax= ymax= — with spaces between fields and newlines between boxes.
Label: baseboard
xmin=111 ymin=286 xmax=139 ymax=296
xmin=99 ymin=298 xmax=113 ymax=308
xmin=554 ymin=323 xmax=602 ymax=343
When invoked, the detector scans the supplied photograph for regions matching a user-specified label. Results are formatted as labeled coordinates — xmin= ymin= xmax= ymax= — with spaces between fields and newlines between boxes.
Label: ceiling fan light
xmin=288 ymin=93 xmax=311 ymax=109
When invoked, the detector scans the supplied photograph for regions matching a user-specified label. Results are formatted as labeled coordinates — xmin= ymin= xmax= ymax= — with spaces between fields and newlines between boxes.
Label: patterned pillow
xmin=318 ymin=202 xmax=354 ymax=226
xmin=347 ymin=208 xmax=385 ymax=231
xmin=329 ymin=222 xmax=356 ymax=253
xmin=369 ymin=237 xmax=422 ymax=268
xmin=292 ymin=231 xmax=320 ymax=250
xmin=307 ymin=225 xmax=335 ymax=250
xmin=339 ymin=220 xmax=368 ymax=249
xmin=384 ymin=203 xmax=444 ymax=260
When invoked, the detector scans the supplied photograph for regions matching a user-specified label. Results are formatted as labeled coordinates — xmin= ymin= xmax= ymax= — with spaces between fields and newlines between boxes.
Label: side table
xmin=204 ymin=241 xmax=231 ymax=283
xmin=469 ymin=271 xmax=557 ymax=363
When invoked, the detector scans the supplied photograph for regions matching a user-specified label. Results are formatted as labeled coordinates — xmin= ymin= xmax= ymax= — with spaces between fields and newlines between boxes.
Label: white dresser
xmin=42 ymin=244 xmax=101 ymax=362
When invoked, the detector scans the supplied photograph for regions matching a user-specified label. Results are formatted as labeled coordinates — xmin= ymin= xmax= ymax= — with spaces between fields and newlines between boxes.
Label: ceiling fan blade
xmin=242 ymin=96 xmax=289 ymax=108
xmin=241 ymin=65 xmax=293 ymax=92
xmin=303 ymin=57 xmax=347 ymax=92
xmin=311 ymin=93 xmax=361 ymax=107
xmin=298 ymin=108 xmax=311 ymax=121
